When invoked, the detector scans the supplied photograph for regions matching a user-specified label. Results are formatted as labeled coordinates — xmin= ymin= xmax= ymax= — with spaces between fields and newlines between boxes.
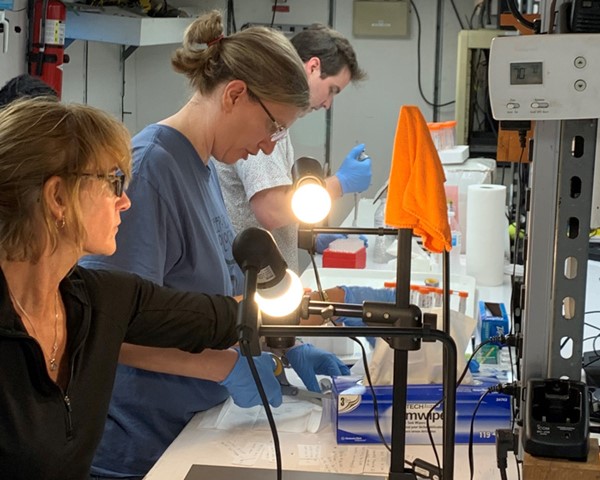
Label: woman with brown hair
xmin=81 ymin=9 xmax=348 ymax=480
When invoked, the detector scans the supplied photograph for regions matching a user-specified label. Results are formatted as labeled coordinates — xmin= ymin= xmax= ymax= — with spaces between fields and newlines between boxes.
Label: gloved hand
xmin=341 ymin=285 xmax=396 ymax=304
xmin=336 ymin=286 xmax=397 ymax=347
xmin=219 ymin=349 xmax=282 ymax=408
xmin=285 ymin=343 xmax=351 ymax=392
xmin=335 ymin=143 xmax=372 ymax=194
xmin=314 ymin=234 xmax=369 ymax=254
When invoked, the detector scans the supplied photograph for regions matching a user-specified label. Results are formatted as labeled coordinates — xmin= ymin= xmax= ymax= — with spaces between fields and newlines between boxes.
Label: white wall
xmin=62 ymin=0 xmax=474 ymax=225
xmin=328 ymin=0 xmax=471 ymax=225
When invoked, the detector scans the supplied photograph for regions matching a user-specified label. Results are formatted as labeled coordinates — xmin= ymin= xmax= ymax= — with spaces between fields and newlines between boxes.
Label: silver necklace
xmin=9 ymin=289 xmax=60 ymax=372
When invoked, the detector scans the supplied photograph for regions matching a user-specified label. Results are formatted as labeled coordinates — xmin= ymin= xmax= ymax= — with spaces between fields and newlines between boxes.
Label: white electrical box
xmin=489 ymin=33 xmax=600 ymax=121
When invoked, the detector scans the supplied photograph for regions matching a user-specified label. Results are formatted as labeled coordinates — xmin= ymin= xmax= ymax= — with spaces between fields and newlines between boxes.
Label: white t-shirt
xmin=214 ymin=136 xmax=299 ymax=272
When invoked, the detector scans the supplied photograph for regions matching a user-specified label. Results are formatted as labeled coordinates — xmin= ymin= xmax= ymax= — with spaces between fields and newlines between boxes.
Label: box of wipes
xmin=331 ymin=375 xmax=511 ymax=444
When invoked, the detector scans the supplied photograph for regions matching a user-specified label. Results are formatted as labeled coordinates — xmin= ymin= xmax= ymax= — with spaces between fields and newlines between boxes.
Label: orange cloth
xmin=384 ymin=105 xmax=451 ymax=253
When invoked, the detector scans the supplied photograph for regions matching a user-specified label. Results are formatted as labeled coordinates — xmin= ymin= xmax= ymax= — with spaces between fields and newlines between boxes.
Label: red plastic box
xmin=322 ymin=246 xmax=366 ymax=269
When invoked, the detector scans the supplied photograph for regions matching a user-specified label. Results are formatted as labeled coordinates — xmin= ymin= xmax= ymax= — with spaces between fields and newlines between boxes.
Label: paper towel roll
xmin=466 ymin=184 xmax=507 ymax=286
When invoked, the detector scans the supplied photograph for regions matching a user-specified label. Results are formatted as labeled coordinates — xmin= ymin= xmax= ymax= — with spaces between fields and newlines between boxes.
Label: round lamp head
xmin=291 ymin=182 xmax=331 ymax=224
xmin=255 ymin=269 xmax=304 ymax=317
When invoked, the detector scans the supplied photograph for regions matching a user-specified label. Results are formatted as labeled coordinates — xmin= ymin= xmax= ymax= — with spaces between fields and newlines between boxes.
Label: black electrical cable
xmin=565 ymin=329 xmax=600 ymax=351
xmin=468 ymin=2 xmax=483 ymax=30
xmin=227 ymin=0 xmax=237 ymax=34
xmin=307 ymin=243 xmax=460 ymax=475
xmin=424 ymin=398 xmax=443 ymax=474
xmin=547 ymin=0 xmax=558 ymax=34
xmin=515 ymin=454 xmax=522 ymax=480
xmin=583 ymin=334 xmax=600 ymax=368
xmin=358 ymin=343 xmax=391 ymax=450
xmin=507 ymin=141 xmax=526 ymax=381
xmin=423 ymin=339 xmax=493 ymax=473
xmin=309 ymin=252 xmax=326 ymax=299
xmin=239 ymin=340 xmax=282 ymax=480
xmin=511 ymin=145 xmax=526 ymax=270
xmin=478 ymin=0 xmax=487 ymax=29
xmin=344 ymin=337 xmax=415 ymax=468
xmin=309 ymin=250 xmax=416 ymax=464
xmin=506 ymin=0 xmax=538 ymax=32
xmin=410 ymin=0 xmax=455 ymax=108
xmin=449 ymin=0 xmax=466 ymax=29
xmin=499 ymin=466 xmax=508 ymax=480
xmin=270 ymin=0 xmax=277 ymax=28
xmin=469 ymin=49 xmax=496 ymax=142
xmin=483 ymin=76 xmax=498 ymax=139
xmin=459 ymin=340 xmax=492 ymax=386
xmin=348 ymin=333 xmax=393 ymax=454
xmin=36 ymin=0 xmax=51 ymax=77
xmin=468 ymin=390 xmax=491 ymax=480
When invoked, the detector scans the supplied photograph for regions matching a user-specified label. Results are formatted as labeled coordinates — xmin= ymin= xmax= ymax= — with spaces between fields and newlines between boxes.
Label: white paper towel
xmin=466 ymin=184 xmax=507 ymax=286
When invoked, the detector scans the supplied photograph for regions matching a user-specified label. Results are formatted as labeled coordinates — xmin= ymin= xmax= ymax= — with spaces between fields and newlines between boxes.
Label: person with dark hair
xmin=0 ymin=97 xmax=242 ymax=480
xmin=80 ymin=10 xmax=349 ymax=480
xmin=215 ymin=23 xmax=371 ymax=273
xmin=0 ymin=74 xmax=57 ymax=107
xmin=291 ymin=24 xmax=366 ymax=108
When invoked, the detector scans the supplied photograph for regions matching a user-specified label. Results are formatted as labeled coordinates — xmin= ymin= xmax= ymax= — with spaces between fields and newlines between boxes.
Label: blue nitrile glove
xmin=285 ymin=343 xmax=351 ymax=392
xmin=468 ymin=357 xmax=480 ymax=373
xmin=335 ymin=143 xmax=372 ymax=194
xmin=337 ymin=286 xmax=397 ymax=347
xmin=315 ymin=234 xmax=369 ymax=254
xmin=219 ymin=349 xmax=282 ymax=408
xmin=342 ymin=285 xmax=396 ymax=304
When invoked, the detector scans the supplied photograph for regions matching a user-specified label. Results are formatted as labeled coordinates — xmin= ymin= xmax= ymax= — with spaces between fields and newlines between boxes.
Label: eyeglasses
xmin=251 ymin=92 xmax=288 ymax=143
xmin=79 ymin=173 xmax=126 ymax=197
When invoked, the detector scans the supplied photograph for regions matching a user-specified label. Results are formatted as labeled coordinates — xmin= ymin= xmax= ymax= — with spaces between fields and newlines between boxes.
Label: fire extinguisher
xmin=29 ymin=0 xmax=68 ymax=98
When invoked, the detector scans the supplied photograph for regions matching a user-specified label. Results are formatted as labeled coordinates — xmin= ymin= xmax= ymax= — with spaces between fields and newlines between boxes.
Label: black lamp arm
xmin=298 ymin=226 xmax=398 ymax=252
xmin=302 ymin=298 xmax=426 ymax=351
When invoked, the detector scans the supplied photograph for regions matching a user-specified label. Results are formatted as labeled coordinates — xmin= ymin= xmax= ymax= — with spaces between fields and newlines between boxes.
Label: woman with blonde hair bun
xmin=82 ymin=9 xmax=347 ymax=480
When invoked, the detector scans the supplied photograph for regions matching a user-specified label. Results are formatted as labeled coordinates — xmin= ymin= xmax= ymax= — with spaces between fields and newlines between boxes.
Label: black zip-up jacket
xmin=0 ymin=266 xmax=238 ymax=480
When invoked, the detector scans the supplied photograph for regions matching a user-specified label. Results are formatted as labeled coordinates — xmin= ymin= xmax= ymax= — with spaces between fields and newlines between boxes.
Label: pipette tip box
xmin=322 ymin=238 xmax=367 ymax=269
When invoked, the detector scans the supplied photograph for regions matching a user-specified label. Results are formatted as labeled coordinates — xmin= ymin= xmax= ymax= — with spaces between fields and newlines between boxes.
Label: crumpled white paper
xmin=196 ymin=395 xmax=328 ymax=434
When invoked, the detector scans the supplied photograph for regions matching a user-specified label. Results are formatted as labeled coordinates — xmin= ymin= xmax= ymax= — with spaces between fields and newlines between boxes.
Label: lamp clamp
xmin=363 ymin=301 xmax=423 ymax=351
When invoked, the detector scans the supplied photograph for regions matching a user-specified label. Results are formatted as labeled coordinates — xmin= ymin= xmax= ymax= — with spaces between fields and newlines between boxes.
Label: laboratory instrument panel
xmin=488 ymin=33 xmax=600 ymax=120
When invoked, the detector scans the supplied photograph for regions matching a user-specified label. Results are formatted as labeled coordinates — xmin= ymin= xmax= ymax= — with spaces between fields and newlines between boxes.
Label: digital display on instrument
xmin=510 ymin=62 xmax=543 ymax=85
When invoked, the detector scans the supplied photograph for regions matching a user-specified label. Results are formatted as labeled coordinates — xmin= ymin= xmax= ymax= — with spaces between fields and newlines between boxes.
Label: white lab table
xmin=145 ymin=404 xmax=518 ymax=480
xmin=145 ymin=200 xmax=518 ymax=480
xmin=145 ymin=199 xmax=600 ymax=480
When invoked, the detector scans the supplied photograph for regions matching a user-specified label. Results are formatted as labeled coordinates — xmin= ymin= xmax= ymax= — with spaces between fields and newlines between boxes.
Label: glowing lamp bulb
xmin=291 ymin=183 xmax=331 ymax=224
xmin=255 ymin=269 xmax=304 ymax=317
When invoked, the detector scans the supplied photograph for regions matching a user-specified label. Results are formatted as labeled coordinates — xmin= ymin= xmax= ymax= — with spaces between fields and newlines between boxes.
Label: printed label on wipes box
xmin=406 ymin=403 xmax=444 ymax=433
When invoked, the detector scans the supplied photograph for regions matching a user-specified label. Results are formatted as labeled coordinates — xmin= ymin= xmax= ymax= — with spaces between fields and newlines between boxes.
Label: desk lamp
xmin=291 ymin=156 xmax=331 ymax=224
xmin=233 ymin=159 xmax=458 ymax=480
